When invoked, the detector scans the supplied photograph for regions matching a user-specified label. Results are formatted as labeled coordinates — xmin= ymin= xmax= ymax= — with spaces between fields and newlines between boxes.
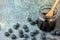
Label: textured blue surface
xmin=0 ymin=0 xmax=58 ymax=40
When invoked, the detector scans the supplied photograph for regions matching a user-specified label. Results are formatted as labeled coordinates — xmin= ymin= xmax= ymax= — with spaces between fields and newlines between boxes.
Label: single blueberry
xmin=24 ymin=34 xmax=29 ymax=38
xmin=31 ymin=37 xmax=36 ymax=40
xmin=13 ymin=23 xmax=20 ymax=29
xmin=30 ymin=21 xmax=36 ymax=25
xmin=52 ymin=38 xmax=57 ymax=40
xmin=4 ymin=32 xmax=10 ymax=37
xmin=23 ymin=25 xmax=28 ymax=29
xmin=33 ymin=30 xmax=39 ymax=34
xmin=30 ymin=32 xmax=35 ymax=37
xmin=34 ymin=20 xmax=38 ymax=24
xmin=19 ymin=30 xmax=23 ymax=34
xmin=55 ymin=30 xmax=60 ymax=35
xmin=19 ymin=34 xmax=24 ymax=38
xmin=8 ymin=28 xmax=13 ymax=33
xmin=27 ymin=18 xmax=32 ymax=22
xmin=24 ymin=29 xmax=29 ymax=32
xmin=11 ymin=34 xmax=17 ymax=39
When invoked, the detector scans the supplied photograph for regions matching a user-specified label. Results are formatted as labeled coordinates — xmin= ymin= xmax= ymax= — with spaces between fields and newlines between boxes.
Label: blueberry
xmin=52 ymin=38 xmax=57 ymax=40
xmin=24 ymin=29 xmax=29 ymax=32
xmin=4 ymin=32 xmax=10 ymax=37
xmin=8 ymin=28 xmax=13 ymax=33
xmin=30 ymin=21 xmax=36 ymax=25
xmin=30 ymin=32 xmax=35 ymax=37
xmin=23 ymin=25 xmax=28 ymax=29
xmin=55 ymin=30 xmax=60 ymax=35
xmin=19 ymin=34 xmax=24 ymax=38
xmin=11 ymin=34 xmax=17 ymax=39
xmin=51 ymin=31 xmax=56 ymax=35
xmin=46 ymin=38 xmax=52 ymax=40
xmin=51 ymin=30 xmax=60 ymax=36
xmin=33 ymin=30 xmax=39 ymax=34
xmin=30 ymin=30 xmax=39 ymax=37
xmin=13 ymin=23 xmax=20 ymax=29
xmin=41 ymin=36 xmax=46 ymax=40
xmin=24 ymin=34 xmax=29 ymax=38
xmin=41 ymin=33 xmax=46 ymax=40
xmin=31 ymin=37 xmax=36 ymax=40
xmin=18 ymin=30 xmax=24 ymax=38
xmin=23 ymin=38 xmax=28 ymax=40
xmin=27 ymin=18 xmax=32 ymax=22
xmin=34 ymin=20 xmax=38 ymax=24
xmin=19 ymin=30 xmax=23 ymax=34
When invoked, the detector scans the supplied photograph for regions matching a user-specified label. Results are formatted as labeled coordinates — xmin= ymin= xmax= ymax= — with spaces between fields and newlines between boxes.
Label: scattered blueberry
xmin=4 ymin=32 xmax=10 ymax=37
xmin=51 ymin=31 xmax=56 ymax=35
xmin=27 ymin=18 xmax=32 ymax=22
xmin=8 ymin=28 xmax=13 ymax=33
xmin=55 ymin=30 xmax=60 ymax=36
xmin=24 ymin=29 xmax=29 ymax=32
xmin=11 ymin=34 xmax=17 ymax=39
xmin=30 ymin=21 xmax=36 ymax=25
xmin=24 ymin=34 xmax=29 ymax=38
xmin=31 ymin=37 xmax=36 ymax=40
xmin=19 ymin=30 xmax=23 ymax=34
xmin=41 ymin=33 xmax=46 ymax=40
xmin=34 ymin=20 xmax=38 ymax=24
xmin=19 ymin=34 xmax=24 ymax=38
xmin=23 ymin=38 xmax=28 ymax=40
xmin=23 ymin=25 xmax=28 ymax=29
xmin=33 ymin=30 xmax=39 ymax=34
xmin=51 ymin=30 xmax=60 ymax=36
xmin=30 ymin=32 xmax=35 ymax=37
xmin=13 ymin=23 xmax=20 ymax=29
xmin=46 ymin=38 xmax=52 ymax=40
xmin=52 ymin=38 xmax=57 ymax=40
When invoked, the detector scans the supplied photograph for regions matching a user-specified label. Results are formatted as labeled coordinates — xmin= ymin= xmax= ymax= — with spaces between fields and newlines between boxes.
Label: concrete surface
xmin=0 ymin=0 xmax=60 ymax=40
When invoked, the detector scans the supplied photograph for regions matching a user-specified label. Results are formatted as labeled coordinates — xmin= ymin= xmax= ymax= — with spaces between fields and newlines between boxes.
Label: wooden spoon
xmin=45 ymin=0 xmax=59 ymax=18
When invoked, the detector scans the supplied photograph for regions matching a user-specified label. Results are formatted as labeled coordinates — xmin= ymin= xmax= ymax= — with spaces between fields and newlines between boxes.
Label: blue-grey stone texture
xmin=0 ymin=0 xmax=60 ymax=40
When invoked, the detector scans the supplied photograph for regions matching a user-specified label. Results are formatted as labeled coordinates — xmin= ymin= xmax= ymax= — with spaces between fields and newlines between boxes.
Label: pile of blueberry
xmin=4 ymin=18 xmax=39 ymax=40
